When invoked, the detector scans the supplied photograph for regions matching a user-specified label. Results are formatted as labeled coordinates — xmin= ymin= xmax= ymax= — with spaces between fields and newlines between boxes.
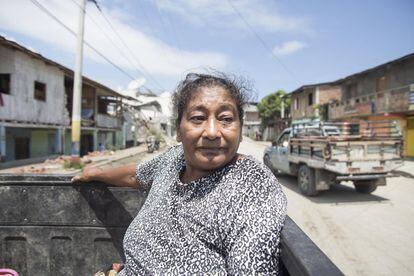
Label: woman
xmin=73 ymin=73 xmax=287 ymax=275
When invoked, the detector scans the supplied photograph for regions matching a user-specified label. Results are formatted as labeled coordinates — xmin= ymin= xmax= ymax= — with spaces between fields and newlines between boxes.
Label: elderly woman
xmin=73 ymin=73 xmax=287 ymax=275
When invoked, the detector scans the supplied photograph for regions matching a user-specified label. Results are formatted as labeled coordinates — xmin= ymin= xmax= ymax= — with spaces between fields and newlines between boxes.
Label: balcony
xmin=329 ymin=84 xmax=413 ymax=120
xmin=96 ymin=113 xmax=122 ymax=129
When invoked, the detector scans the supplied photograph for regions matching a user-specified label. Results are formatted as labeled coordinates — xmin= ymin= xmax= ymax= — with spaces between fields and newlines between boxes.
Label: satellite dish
xmin=127 ymin=78 xmax=146 ymax=90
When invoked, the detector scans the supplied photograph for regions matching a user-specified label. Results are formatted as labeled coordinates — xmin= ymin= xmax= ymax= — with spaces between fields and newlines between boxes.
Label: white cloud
xmin=0 ymin=0 xmax=227 ymax=83
xmin=153 ymin=0 xmax=311 ymax=34
xmin=272 ymin=41 xmax=307 ymax=57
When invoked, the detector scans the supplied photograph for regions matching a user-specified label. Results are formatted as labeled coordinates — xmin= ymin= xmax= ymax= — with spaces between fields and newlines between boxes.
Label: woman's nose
xmin=204 ymin=118 xmax=221 ymax=140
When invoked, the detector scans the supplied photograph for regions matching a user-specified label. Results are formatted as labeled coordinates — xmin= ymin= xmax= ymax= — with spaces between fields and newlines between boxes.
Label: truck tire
xmin=298 ymin=165 xmax=318 ymax=196
xmin=354 ymin=179 xmax=378 ymax=194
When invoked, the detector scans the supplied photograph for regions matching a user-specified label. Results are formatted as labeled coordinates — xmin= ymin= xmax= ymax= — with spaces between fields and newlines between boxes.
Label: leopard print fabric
xmin=119 ymin=144 xmax=287 ymax=275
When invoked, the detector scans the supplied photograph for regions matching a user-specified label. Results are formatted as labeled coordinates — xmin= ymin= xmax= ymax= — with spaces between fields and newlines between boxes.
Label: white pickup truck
xmin=263 ymin=121 xmax=404 ymax=196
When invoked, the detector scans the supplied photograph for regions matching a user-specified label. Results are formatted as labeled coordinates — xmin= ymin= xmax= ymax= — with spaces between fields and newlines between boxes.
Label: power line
xmin=226 ymin=0 xmax=298 ymax=81
xmin=88 ymin=0 xmax=166 ymax=91
xmin=69 ymin=0 xmax=158 ymax=91
xmin=30 ymin=0 xmax=137 ymax=82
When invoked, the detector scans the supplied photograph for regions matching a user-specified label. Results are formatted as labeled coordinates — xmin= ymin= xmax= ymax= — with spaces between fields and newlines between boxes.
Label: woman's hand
xmin=71 ymin=166 xmax=103 ymax=183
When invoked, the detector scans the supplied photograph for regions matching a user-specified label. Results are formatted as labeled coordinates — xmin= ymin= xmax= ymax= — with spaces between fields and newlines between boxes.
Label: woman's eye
xmin=220 ymin=117 xmax=234 ymax=123
xmin=190 ymin=116 xmax=205 ymax=123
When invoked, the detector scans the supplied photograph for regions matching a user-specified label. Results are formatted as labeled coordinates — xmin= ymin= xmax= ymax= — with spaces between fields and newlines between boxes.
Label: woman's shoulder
xmin=229 ymin=155 xmax=283 ymax=195
xmin=237 ymin=155 xmax=276 ymax=181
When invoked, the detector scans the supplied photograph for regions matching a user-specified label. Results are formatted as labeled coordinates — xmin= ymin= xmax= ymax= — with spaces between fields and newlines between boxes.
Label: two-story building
xmin=329 ymin=53 xmax=414 ymax=157
xmin=290 ymin=82 xmax=342 ymax=122
xmin=0 ymin=35 xmax=128 ymax=166
xmin=242 ymin=103 xmax=261 ymax=139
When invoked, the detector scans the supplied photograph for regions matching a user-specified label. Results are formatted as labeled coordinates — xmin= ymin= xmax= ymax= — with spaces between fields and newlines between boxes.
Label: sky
xmin=0 ymin=0 xmax=413 ymax=101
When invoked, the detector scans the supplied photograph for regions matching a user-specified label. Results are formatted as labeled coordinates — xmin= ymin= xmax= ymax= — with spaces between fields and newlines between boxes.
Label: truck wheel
xmin=263 ymin=155 xmax=275 ymax=174
xmin=298 ymin=165 xmax=318 ymax=196
xmin=354 ymin=179 xmax=378 ymax=194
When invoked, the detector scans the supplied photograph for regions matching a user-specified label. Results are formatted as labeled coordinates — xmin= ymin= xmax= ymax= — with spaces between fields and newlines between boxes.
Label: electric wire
xmin=88 ymin=0 xmax=166 ymax=91
xmin=30 ymin=0 xmax=137 ymax=82
xmin=226 ymin=0 xmax=298 ymax=81
xmin=71 ymin=0 xmax=156 ymax=89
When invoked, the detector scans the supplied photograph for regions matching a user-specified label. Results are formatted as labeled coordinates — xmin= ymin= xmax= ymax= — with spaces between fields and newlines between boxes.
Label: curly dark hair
xmin=172 ymin=72 xmax=251 ymax=127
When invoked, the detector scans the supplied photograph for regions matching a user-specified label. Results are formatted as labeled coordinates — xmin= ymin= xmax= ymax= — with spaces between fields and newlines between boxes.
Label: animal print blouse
xmin=119 ymin=144 xmax=287 ymax=275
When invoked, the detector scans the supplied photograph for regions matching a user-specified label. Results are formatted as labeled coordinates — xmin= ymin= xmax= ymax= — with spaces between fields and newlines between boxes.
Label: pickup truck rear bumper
xmin=336 ymin=173 xmax=396 ymax=181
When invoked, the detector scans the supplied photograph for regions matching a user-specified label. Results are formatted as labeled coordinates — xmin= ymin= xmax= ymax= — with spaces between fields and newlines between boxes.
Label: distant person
xmin=73 ymin=72 xmax=287 ymax=275
xmin=98 ymin=143 xmax=106 ymax=152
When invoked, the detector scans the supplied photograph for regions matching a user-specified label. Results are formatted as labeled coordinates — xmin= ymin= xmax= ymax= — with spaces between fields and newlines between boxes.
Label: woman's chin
xmin=198 ymin=155 xmax=229 ymax=170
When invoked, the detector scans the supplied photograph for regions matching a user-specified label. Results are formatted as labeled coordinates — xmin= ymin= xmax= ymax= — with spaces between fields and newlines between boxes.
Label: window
xmin=278 ymin=132 xmax=290 ymax=147
xmin=34 ymin=81 xmax=46 ymax=101
xmin=376 ymin=76 xmax=388 ymax=92
xmin=308 ymin=92 xmax=313 ymax=106
xmin=0 ymin=74 xmax=11 ymax=94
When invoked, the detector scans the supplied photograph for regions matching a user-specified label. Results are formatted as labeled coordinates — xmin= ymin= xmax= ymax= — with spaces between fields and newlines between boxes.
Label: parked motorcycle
xmin=146 ymin=136 xmax=159 ymax=153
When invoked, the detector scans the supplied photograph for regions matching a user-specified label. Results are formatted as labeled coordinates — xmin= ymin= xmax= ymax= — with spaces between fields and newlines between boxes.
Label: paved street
xmin=237 ymin=137 xmax=414 ymax=276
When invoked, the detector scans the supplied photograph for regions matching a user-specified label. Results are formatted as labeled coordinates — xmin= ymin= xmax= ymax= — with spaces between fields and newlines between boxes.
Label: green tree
xmin=257 ymin=90 xmax=290 ymax=127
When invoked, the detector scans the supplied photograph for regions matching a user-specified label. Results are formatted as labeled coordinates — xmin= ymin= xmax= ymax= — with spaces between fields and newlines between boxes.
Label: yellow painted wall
xmin=366 ymin=115 xmax=409 ymax=156
xmin=407 ymin=118 xmax=414 ymax=157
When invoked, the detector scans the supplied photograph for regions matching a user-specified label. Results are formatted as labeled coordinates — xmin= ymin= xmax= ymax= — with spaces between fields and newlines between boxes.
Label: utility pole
xmin=71 ymin=0 xmax=86 ymax=157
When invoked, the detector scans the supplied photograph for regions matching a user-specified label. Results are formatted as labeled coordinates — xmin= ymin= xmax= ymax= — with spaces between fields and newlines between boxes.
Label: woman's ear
xmin=176 ymin=129 xmax=182 ymax=142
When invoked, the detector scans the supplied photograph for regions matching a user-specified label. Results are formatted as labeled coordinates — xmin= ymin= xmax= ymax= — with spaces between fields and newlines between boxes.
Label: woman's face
xmin=177 ymin=86 xmax=242 ymax=174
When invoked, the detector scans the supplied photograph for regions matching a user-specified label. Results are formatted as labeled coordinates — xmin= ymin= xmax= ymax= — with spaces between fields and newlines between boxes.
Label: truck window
xmin=278 ymin=132 xmax=290 ymax=147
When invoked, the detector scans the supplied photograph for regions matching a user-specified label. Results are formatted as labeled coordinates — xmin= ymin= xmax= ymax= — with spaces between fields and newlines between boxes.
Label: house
xmin=0 ymin=35 xmax=128 ymax=166
xmin=290 ymin=82 xmax=342 ymax=122
xmin=329 ymin=53 xmax=414 ymax=157
xmin=136 ymin=91 xmax=175 ymax=140
xmin=242 ymin=103 xmax=261 ymax=139
xmin=121 ymin=87 xmax=175 ymax=144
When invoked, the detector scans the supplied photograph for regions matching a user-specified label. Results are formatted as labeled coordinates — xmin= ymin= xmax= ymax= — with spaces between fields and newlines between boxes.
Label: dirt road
xmin=237 ymin=137 xmax=414 ymax=276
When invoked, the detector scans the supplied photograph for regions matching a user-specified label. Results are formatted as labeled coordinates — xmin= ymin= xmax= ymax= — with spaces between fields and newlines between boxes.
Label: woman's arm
xmin=71 ymin=163 xmax=140 ymax=188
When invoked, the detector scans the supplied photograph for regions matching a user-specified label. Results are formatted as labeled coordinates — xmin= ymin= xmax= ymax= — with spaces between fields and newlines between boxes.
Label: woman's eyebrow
xmin=186 ymin=103 xmax=236 ymax=113
xmin=217 ymin=104 xmax=237 ymax=113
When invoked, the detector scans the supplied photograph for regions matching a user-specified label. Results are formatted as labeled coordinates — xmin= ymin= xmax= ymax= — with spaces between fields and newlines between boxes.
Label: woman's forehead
xmin=189 ymin=86 xmax=235 ymax=103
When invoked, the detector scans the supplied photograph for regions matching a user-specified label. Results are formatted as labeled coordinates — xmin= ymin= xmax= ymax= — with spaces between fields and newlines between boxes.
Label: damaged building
xmin=0 ymin=35 xmax=129 ymax=166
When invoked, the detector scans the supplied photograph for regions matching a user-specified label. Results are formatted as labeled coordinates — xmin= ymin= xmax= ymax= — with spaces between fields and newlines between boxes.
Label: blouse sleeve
xmin=223 ymin=175 xmax=287 ymax=274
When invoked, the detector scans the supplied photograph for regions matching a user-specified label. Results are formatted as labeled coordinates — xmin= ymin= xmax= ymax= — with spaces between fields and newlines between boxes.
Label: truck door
xmin=275 ymin=131 xmax=290 ymax=173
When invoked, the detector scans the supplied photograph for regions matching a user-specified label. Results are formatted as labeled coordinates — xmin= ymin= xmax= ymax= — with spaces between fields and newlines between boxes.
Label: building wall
xmin=0 ymin=46 xmax=66 ymax=125
xmin=318 ymin=85 xmax=342 ymax=104
xmin=245 ymin=111 xmax=259 ymax=121
xmin=292 ymin=85 xmax=342 ymax=121
xmin=291 ymin=87 xmax=315 ymax=120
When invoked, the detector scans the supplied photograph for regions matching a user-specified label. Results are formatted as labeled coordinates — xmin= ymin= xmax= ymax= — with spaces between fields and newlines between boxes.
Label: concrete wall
xmin=292 ymin=85 xmax=342 ymax=120
xmin=291 ymin=87 xmax=316 ymax=120
xmin=245 ymin=111 xmax=259 ymax=121
xmin=0 ymin=46 xmax=66 ymax=125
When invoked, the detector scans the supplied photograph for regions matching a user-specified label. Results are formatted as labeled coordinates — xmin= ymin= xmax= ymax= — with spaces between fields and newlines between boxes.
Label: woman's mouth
xmin=198 ymin=147 xmax=223 ymax=155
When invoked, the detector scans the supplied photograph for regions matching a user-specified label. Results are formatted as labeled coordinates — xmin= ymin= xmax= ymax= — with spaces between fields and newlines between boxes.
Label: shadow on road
xmin=393 ymin=170 xmax=414 ymax=179
xmin=277 ymin=174 xmax=389 ymax=204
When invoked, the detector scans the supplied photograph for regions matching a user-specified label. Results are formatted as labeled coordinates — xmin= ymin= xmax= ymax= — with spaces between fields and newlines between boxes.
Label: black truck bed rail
xmin=0 ymin=174 xmax=342 ymax=276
